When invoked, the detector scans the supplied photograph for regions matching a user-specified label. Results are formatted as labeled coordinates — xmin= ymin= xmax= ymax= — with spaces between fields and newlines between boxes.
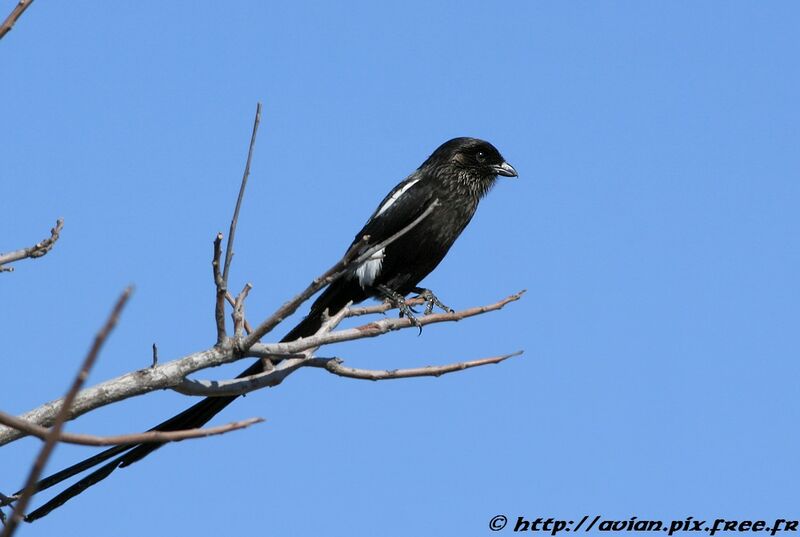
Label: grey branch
xmin=0 ymin=219 xmax=63 ymax=273
xmin=0 ymin=291 xmax=523 ymax=447
xmin=0 ymin=347 xmax=226 ymax=447
xmin=306 ymin=351 xmax=524 ymax=380
xmin=178 ymin=350 xmax=523 ymax=396
xmin=0 ymin=412 xmax=263 ymax=447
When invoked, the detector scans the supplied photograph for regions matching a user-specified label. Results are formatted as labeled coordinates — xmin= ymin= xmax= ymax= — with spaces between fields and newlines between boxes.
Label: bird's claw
xmin=405 ymin=308 xmax=423 ymax=335
xmin=378 ymin=285 xmax=424 ymax=334
xmin=413 ymin=288 xmax=454 ymax=315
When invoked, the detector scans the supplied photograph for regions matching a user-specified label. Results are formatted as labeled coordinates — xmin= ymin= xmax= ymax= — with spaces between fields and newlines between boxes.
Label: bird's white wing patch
xmin=375 ymin=179 xmax=420 ymax=217
xmin=355 ymin=248 xmax=384 ymax=288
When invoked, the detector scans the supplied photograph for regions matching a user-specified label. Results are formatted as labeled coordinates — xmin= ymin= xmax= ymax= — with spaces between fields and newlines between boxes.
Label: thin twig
xmin=0 ymin=219 xmax=63 ymax=273
xmin=306 ymin=351 xmax=523 ymax=381
xmin=212 ymin=233 xmax=226 ymax=344
xmin=0 ymin=0 xmax=35 ymax=41
xmin=2 ymin=287 xmax=132 ymax=537
xmin=0 ymin=412 xmax=262 ymax=447
xmin=223 ymin=102 xmax=262 ymax=285
xmin=151 ymin=343 xmax=158 ymax=368
xmin=242 ymin=199 xmax=440 ymax=348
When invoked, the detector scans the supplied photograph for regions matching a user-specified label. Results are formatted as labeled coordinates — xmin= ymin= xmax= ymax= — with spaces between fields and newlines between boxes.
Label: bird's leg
xmin=412 ymin=287 xmax=455 ymax=315
xmin=376 ymin=284 xmax=422 ymax=332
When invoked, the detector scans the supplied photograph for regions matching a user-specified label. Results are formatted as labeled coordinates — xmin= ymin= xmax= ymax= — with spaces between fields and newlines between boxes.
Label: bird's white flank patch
xmin=375 ymin=179 xmax=420 ymax=217
xmin=355 ymin=248 xmax=384 ymax=288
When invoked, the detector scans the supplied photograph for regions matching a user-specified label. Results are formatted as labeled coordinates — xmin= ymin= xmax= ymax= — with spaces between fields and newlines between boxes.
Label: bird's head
xmin=421 ymin=137 xmax=517 ymax=198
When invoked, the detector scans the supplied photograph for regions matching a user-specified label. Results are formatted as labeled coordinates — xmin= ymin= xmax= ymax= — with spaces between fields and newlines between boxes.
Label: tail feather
xmin=22 ymin=277 xmax=369 ymax=521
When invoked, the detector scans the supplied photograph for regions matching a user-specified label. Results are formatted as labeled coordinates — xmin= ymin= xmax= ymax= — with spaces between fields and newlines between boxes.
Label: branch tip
xmin=222 ymin=102 xmax=263 ymax=285
xmin=0 ymin=218 xmax=65 ymax=273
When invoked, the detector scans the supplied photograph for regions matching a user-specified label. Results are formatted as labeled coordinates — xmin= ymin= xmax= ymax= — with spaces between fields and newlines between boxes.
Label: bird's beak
xmin=493 ymin=161 xmax=518 ymax=178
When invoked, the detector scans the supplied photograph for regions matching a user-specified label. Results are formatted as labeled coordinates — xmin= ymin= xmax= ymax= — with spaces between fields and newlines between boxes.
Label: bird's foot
xmin=377 ymin=285 xmax=423 ymax=334
xmin=412 ymin=287 xmax=455 ymax=315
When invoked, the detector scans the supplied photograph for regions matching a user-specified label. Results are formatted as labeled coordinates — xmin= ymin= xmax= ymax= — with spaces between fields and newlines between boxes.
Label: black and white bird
xmin=22 ymin=136 xmax=517 ymax=521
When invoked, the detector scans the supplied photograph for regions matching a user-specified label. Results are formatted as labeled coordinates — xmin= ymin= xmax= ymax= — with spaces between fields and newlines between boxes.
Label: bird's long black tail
xmin=22 ymin=278 xmax=367 ymax=522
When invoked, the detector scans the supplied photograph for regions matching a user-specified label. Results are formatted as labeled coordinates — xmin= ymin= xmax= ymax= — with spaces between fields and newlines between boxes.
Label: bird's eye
xmin=475 ymin=151 xmax=486 ymax=163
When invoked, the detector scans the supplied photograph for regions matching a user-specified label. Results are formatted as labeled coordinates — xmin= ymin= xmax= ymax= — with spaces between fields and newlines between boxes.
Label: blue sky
xmin=2 ymin=2 xmax=798 ymax=535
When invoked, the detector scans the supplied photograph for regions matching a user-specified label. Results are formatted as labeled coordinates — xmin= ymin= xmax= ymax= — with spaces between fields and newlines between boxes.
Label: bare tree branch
xmin=0 ymin=290 xmax=523 ymax=448
xmin=0 ymin=412 xmax=263 ymax=447
xmin=306 ymin=351 xmax=523 ymax=380
xmin=242 ymin=199 xmax=440 ymax=348
xmin=2 ymin=287 xmax=131 ymax=537
xmin=0 ymin=219 xmax=63 ymax=273
xmin=223 ymin=102 xmax=262 ymax=285
xmin=176 ymin=291 xmax=525 ymax=395
xmin=0 ymin=0 xmax=35 ymax=41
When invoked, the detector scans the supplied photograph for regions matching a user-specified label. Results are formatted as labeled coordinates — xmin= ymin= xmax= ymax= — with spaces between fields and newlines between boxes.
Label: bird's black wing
xmin=349 ymin=171 xmax=438 ymax=255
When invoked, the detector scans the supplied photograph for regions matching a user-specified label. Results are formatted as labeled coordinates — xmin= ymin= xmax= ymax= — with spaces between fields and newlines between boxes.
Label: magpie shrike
xmin=22 ymin=137 xmax=517 ymax=521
